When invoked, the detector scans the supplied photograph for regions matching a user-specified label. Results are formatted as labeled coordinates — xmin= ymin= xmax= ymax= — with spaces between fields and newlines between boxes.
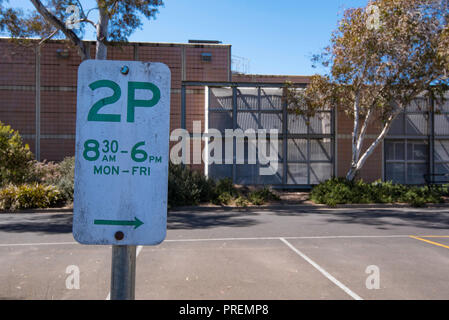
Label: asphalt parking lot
xmin=0 ymin=205 xmax=448 ymax=300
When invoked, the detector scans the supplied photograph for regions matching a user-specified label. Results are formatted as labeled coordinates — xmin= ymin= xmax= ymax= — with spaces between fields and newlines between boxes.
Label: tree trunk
xmin=345 ymin=111 xmax=399 ymax=181
xmin=95 ymin=6 xmax=109 ymax=60
xmin=347 ymin=93 xmax=361 ymax=180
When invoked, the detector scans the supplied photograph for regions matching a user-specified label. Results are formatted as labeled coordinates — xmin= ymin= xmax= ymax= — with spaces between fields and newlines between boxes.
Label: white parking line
xmin=164 ymin=235 xmax=409 ymax=243
xmin=0 ymin=241 xmax=78 ymax=247
xmin=0 ymin=234 xmax=410 ymax=247
xmin=279 ymin=237 xmax=363 ymax=300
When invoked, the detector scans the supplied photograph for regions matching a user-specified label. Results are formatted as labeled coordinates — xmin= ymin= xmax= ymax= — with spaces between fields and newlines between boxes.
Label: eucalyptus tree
xmin=286 ymin=0 xmax=449 ymax=181
xmin=0 ymin=0 xmax=164 ymax=59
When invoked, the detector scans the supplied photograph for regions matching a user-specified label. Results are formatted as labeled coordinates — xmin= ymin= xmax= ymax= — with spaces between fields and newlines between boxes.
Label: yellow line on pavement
xmin=409 ymin=236 xmax=449 ymax=250
xmin=419 ymin=236 xmax=449 ymax=238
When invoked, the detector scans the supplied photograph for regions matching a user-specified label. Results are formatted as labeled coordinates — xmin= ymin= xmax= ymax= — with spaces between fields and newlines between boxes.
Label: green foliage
xmin=0 ymin=121 xmax=34 ymax=186
xmin=0 ymin=0 xmax=164 ymax=60
xmin=214 ymin=178 xmax=238 ymax=197
xmin=168 ymin=164 xmax=216 ymax=207
xmin=247 ymin=187 xmax=280 ymax=205
xmin=213 ymin=192 xmax=232 ymax=205
xmin=311 ymin=178 xmax=444 ymax=207
xmin=167 ymin=165 xmax=280 ymax=207
xmin=29 ymin=160 xmax=61 ymax=184
xmin=51 ymin=157 xmax=75 ymax=202
xmin=26 ymin=157 xmax=75 ymax=203
xmin=0 ymin=183 xmax=62 ymax=210
xmin=235 ymin=196 xmax=249 ymax=207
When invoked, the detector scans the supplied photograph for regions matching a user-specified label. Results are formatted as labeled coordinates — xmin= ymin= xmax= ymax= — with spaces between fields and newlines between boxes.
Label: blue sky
xmin=13 ymin=0 xmax=369 ymax=75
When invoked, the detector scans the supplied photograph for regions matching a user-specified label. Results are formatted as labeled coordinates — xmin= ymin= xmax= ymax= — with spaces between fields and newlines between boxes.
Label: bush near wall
xmin=0 ymin=183 xmax=63 ymax=210
xmin=311 ymin=178 xmax=448 ymax=207
xmin=0 ymin=122 xmax=34 ymax=186
xmin=168 ymin=164 xmax=279 ymax=207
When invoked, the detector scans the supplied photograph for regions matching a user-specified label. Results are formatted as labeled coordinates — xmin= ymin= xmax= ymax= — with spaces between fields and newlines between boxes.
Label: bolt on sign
xmin=73 ymin=60 xmax=170 ymax=245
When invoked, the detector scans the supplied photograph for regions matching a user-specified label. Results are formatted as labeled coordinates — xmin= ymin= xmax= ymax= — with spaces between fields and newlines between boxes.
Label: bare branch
xmin=79 ymin=18 xmax=96 ymax=28
xmin=38 ymin=28 xmax=58 ymax=45
xmin=29 ymin=0 xmax=90 ymax=60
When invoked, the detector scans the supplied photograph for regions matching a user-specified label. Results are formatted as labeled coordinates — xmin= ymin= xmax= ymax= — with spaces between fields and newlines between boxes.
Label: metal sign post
xmin=73 ymin=60 xmax=170 ymax=300
xmin=111 ymin=245 xmax=136 ymax=300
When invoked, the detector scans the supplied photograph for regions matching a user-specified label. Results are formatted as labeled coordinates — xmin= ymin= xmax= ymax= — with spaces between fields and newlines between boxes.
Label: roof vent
xmin=188 ymin=40 xmax=222 ymax=44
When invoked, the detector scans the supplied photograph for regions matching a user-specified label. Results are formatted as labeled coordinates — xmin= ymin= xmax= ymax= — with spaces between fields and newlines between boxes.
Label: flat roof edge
xmin=0 ymin=37 xmax=231 ymax=48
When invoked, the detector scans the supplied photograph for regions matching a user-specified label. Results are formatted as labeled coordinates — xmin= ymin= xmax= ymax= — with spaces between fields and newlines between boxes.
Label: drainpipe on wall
xmin=35 ymin=31 xmax=57 ymax=161
xmin=35 ymin=45 xmax=41 ymax=161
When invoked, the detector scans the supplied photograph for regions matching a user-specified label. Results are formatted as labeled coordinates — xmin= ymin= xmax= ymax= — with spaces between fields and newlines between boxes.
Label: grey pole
xmin=110 ymin=245 xmax=137 ymax=300
xmin=35 ymin=45 xmax=41 ymax=162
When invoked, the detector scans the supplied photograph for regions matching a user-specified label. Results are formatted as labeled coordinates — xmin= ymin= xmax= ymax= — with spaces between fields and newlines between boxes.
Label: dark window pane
xmin=407 ymin=141 xmax=427 ymax=161
xmin=385 ymin=141 xmax=404 ymax=160
xmin=407 ymin=164 xmax=427 ymax=184
xmin=385 ymin=163 xmax=405 ymax=184
xmin=395 ymin=142 xmax=405 ymax=160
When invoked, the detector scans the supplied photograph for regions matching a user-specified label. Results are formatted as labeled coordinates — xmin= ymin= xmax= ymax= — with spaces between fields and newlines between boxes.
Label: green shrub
xmin=311 ymin=178 xmax=444 ymax=207
xmin=0 ymin=183 xmax=62 ymax=210
xmin=51 ymin=157 xmax=75 ymax=202
xmin=27 ymin=157 xmax=75 ymax=203
xmin=235 ymin=196 xmax=249 ymax=207
xmin=0 ymin=122 xmax=34 ymax=186
xmin=168 ymin=164 xmax=216 ymax=207
xmin=248 ymin=187 xmax=280 ymax=205
xmin=28 ymin=160 xmax=61 ymax=184
xmin=167 ymin=165 xmax=281 ymax=208
xmin=213 ymin=191 xmax=233 ymax=205
xmin=214 ymin=178 xmax=238 ymax=197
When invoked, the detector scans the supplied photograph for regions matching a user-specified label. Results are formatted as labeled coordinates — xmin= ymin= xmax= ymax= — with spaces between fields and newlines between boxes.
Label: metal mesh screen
xmin=207 ymin=85 xmax=334 ymax=186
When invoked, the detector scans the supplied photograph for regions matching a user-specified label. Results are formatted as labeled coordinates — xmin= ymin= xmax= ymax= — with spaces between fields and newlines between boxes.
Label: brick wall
xmin=0 ymin=38 xmax=386 ymax=183
xmin=0 ymin=38 xmax=231 ymax=161
xmin=336 ymin=108 xmax=384 ymax=182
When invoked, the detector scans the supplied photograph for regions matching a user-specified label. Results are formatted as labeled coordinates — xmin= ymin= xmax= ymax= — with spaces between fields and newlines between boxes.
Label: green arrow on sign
xmin=94 ymin=217 xmax=144 ymax=229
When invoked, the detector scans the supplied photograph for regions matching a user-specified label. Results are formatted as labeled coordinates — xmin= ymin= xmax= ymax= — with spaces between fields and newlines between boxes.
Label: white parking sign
xmin=73 ymin=60 xmax=170 ymax=245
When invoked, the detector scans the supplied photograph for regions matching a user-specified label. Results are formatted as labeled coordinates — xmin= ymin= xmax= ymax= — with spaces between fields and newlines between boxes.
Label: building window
xmin=385 ymin=98 xmax=430 ymax=185
xmin=385 ymin=95 xmax=449 ymax=185
xmin=385 ymin=140 xmax=428 ymax=184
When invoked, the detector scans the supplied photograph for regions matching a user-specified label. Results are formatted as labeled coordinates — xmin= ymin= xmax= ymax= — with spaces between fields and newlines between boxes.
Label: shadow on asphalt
xmin=167 ymin=211 xmax=260 ymax=230
xmin=0 ymin=206 xmax=448 ymax=234
xmin=0 ymin=214 xmax=73 ymax=234
xmin=268 ymin=207 xmax=449 ymax=230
